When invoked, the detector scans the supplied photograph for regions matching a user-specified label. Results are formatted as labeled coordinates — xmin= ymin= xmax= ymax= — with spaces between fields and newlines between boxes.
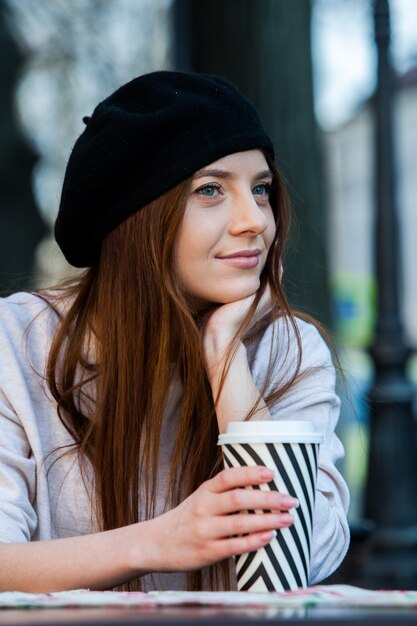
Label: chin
xmin=210 ymin=285 xmax=261 ymax=305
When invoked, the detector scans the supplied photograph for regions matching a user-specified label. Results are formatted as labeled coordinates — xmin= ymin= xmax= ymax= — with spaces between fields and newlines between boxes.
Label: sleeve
xmin=0 ymin=296 xmax=41 ymax=543
xmin=253 ymin=319 xmax=350 ymax=583
xmin=0 ymin=388 xmax=37 ymax=542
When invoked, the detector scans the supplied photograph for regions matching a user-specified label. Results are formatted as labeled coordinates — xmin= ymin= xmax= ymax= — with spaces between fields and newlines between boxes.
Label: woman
xmin=0 ymin=71 xmax=349 ymax=592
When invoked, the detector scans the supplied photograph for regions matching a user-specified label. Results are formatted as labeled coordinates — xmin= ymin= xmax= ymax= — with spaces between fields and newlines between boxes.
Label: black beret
xmin=55 ymin=71 xmax=275 ymax=267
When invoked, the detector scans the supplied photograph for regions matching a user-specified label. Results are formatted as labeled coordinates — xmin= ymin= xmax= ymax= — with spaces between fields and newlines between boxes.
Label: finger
xmin=208 ymin=466 xmax=275 ymax=494
xmin=216 ymin=511 xmax=294 ymax=539
xmin=215 ymin=529 xmax=278 ymax=559
xmin=214 ymin=488 xmax=299 ymax=516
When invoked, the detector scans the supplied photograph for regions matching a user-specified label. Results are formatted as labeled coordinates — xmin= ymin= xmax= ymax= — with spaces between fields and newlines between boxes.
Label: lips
xmin=216 ymin=249 xmax=261 ymax=268
xmin=217 ymin=249 xmax=261 ymax=259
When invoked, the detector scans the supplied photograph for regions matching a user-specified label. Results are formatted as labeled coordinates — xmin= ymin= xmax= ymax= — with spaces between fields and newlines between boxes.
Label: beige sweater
xmin=0 ymin=292 xmax=349 ymax=589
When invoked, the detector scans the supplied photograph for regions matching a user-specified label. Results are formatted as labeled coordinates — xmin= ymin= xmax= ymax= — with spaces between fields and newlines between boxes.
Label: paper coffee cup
xmin=218 ymin=420 xmax=323 ymax=592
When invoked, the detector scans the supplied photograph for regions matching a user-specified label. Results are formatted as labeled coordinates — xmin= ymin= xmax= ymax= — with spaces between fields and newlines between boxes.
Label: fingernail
xmin=280 ymin=513 xmax=295 ymax=525
xmin=261 ymin=467 xmax=276 ymax=479
xmin=281 ymin=496 xmax=299 ymax=509
xmin=261 ymin=531 xmax=274 ymax=542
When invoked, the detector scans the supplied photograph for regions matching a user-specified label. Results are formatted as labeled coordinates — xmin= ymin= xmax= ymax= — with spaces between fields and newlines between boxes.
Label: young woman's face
xmin=174 ymin=149 xmax=276 ymax=310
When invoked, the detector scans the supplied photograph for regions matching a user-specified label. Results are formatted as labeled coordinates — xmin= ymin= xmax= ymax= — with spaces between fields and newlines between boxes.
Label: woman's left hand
xmin=202 ymin=285 xmax=273 ymax=351
xmin=200 ymin=286 xmax=274 ymax=431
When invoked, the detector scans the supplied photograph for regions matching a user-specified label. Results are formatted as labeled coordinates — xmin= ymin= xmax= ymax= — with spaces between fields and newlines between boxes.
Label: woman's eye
xmin=196 ymin=184 xmax=221 ymax=198
xmin=252 ymin=183 xmax=271 ymax=197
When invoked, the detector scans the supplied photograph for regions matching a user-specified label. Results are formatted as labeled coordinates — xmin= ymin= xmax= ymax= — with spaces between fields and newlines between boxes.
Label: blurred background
xmin=1 ymin=0 xmax=417 ymax=586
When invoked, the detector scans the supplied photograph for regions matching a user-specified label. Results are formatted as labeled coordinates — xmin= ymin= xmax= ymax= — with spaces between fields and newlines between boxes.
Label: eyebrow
xmin=192 ymin=168 xmax=273 ymax=180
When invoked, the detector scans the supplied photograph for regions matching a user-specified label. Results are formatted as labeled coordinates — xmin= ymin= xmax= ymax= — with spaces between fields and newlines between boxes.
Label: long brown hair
xmin=43 ymin=157 xmax=308 ymax=590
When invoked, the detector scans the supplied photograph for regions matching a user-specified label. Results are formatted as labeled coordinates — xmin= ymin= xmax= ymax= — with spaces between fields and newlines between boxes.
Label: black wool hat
xmin=55 ymin=70 xmax=275 ymax=267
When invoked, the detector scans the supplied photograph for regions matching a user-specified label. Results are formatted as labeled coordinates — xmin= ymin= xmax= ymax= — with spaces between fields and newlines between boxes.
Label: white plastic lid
xmin=218 ymin=420 xmax=324 ymax=445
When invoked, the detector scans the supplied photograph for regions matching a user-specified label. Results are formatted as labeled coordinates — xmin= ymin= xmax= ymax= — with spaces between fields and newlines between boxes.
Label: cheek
xmin=174 ymin=219 xmax=215 ymax=284
xmin=265 ymin=217 xmax=277 ymax=249
xmin=176 ymin=211 xmax=222 ymax=260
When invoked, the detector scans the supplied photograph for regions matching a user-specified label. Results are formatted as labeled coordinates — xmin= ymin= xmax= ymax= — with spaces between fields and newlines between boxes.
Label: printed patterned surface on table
xmin=1 ymin=586 xmax=417 ymax=609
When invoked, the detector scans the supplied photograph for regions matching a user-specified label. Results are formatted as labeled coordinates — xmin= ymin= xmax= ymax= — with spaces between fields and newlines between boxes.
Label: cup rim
xmin=217 ymin=420 xmax=324 ymax=445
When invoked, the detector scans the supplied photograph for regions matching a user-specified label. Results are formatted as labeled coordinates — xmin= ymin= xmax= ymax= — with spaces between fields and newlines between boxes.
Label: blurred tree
xmin=174 ymin=0 xmax=330 ymax=325
xmin=4 ymin=0 xmax=173 ymax=285
xmin=0 ymin=1 xmax=45 ymax=293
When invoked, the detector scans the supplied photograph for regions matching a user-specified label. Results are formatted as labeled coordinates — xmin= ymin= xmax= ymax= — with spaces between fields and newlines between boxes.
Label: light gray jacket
xmin=0 ymin=292 xmax=349 ymax=590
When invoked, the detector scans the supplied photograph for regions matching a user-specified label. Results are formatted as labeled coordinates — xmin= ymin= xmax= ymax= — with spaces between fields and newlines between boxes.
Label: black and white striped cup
xmin=218 ymin=421 xmax=323 ymax=592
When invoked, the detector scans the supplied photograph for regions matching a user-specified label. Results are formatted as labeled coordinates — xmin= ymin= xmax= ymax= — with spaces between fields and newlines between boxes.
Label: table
xmin=1 ymin=586 xmax=417 ymax=625
xmin=2 ymin=605 xmax=417 ymax=625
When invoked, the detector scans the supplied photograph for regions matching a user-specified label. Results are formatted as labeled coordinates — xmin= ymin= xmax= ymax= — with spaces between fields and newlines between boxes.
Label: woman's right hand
xmin=0 ymin=466 xmax=297 ymax=592
xmin=137 ymin=465 xmax=297 ymax=573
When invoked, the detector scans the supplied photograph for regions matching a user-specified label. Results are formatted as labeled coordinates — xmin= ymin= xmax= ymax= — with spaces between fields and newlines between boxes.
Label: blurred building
xmin=324 ymin=66 xmax=417 ymax=521
xmin=326 ymin=65 xmax=417 ymax=350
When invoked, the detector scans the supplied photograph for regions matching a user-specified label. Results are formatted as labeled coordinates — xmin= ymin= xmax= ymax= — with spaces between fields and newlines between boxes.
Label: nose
xmin=228 ymin=189 xmax=269 ymax=236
